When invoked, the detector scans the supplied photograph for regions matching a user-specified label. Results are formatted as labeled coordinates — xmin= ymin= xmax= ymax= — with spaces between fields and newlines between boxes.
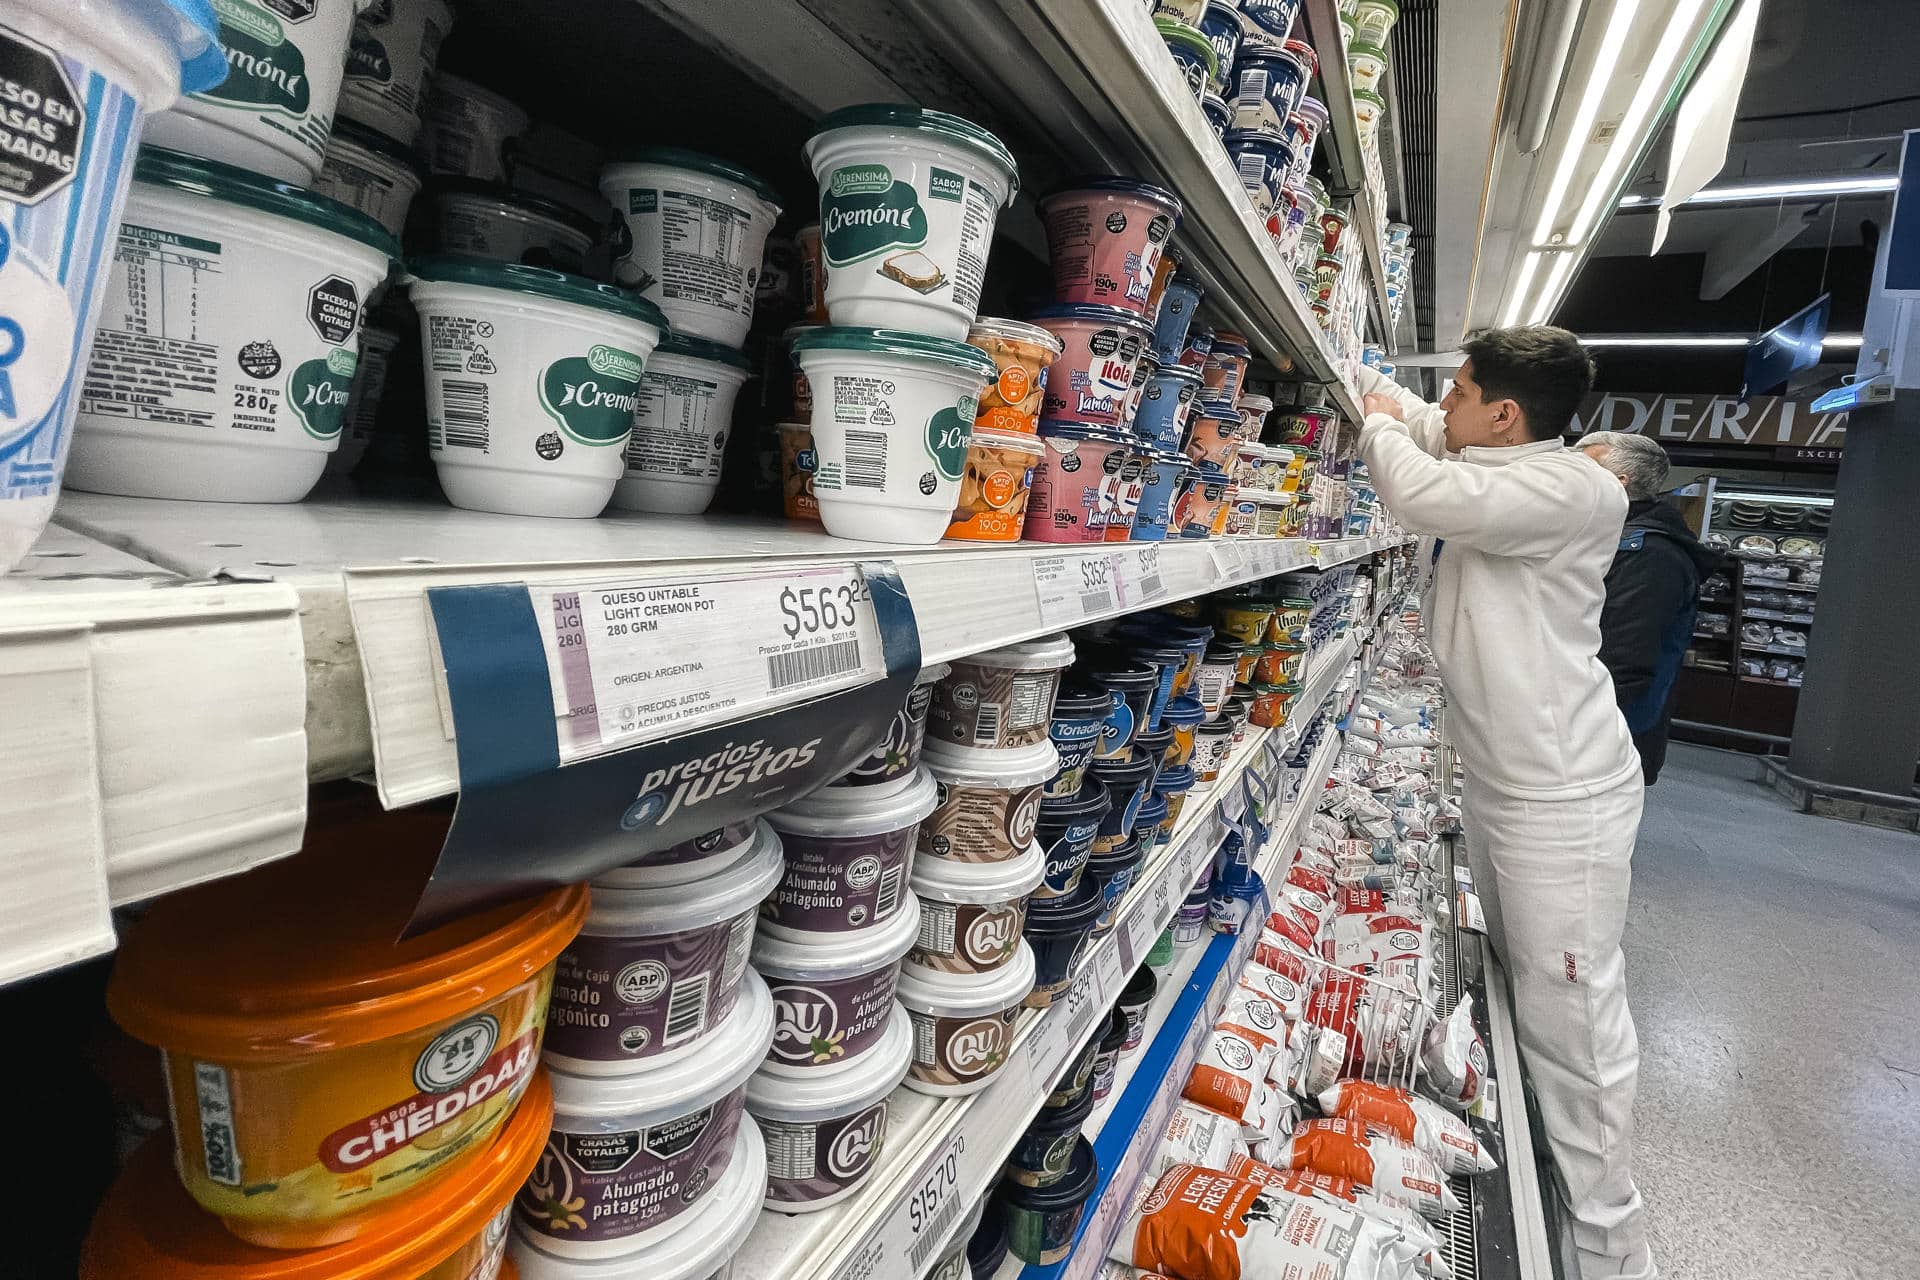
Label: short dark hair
xmin=1460 ymin=325 xmax=1596 ymax=441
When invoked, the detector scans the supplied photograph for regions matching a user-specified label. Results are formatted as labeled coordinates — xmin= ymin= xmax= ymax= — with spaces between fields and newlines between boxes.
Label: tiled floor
xmin=1625 ymin=745 xmax=1920 ymax=1280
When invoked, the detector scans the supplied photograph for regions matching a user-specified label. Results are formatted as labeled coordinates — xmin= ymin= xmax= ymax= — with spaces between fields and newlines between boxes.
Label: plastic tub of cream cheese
xmin=313 ymin=119 xmax=425 ymax=239
xmin=421 ymin=73 xmax=526 ymax=182
xmin=919 ymin=737 xmax=1057 ymax=865
xmin=909 ymin=837 xmax=1045 ymax=975
xmin=325 ymin=319 xmax=400 ymax=476
xmin=82 ymin=1068 xmax=553 ymax=1279
xmin=1197 ymin=0 xmax=1243 ymax=94
xmin=778 ymin=420 xmax=821 ymax=520
xmin=747 ymin=1003 xmax=911 ymax=1211
xmin=600 ymin=148 xmax=781 ymax=348
xmin=431 ymin=179 xmax=600 ymax=274
xmin=805 ymin=104 xmax=1019 ymax=340
xmin=762 ymin=765 xmax=938 ymax=937
xmin=1039 ymin=179 xmax=1181 ymax=316
xmin=1022 ymin=875 xmax=1101 ymax=1007
xmin=607 ymin=333 xmax=752 ymax=514
xmin=66 ymin=147 xmax=398 ymax=503
xmin=753 ymin=893 xmax=919 ymax=1072
xmin=512 ymin=1115 xmax=763 ymax=1280
xmin=608 ymin=817 xmax=761 ymax=885
xmin=1173 ymin=464 xmax=1232 ymax=539
xmin=408 ymin=254 xmax=667 ymax=517
xmin=1030 ymin=303 xmax=1153 ymax=429
xmin=896 ymin=941 xmax=1037 ymax=1096
xmin=947 ymin=424 xmax=1044 ymax=542
xmin=1034 ymin=777 xmax=1111 ymax=899
xmin=519 ymin=971 xmax=773 ymax=1256
xmin=1155 ymin=17 xmax=1217 ymax=101
xmin=339 ymin=0 xmax=452 ymax=147
xmin=1044 ymin=679 xmax=1114 ymax=800
xmin=0 ymin=0 xmax=223 ymax=571
xmin=839 ymin=661 xmax=949 ymax=796
xmin=1102 ymin=443 xmax=1153 ymax=543
xmin=1129 ymin=449 xmax=1191 ymax=542
xmin=1183 ymin=396 xmax=1244 ymax=470
xmin=542 ymin=821 xmax=782 ymax=1075
xmin=143 ymin=0 xmax=357 ymax=183
xmin=1023 ymin=421 xmax=1138 ymax=543
xmin=966 ymin=317 xmax=1061 ymax=434
xmin=929 ymin=632 xmax=1076 ymax=752
xmin=1239 ymin=0 xmax=1304 ymax=52
xmin=105 ymin=805 xmax=588 ymax=1249
xmin=790 ymin=325 xmax=996 ymax=544
xmin=1223 ymin=129 xmax=1293 ymax=220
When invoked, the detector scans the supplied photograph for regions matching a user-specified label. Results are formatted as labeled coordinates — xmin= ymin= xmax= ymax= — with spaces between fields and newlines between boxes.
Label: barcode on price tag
xmin=1094 ymin=941 xmax=1126 ymax=1002
xmin=1117 ymin=544 xmax=1166 ymax=606
xmin=900 ymin=1132 xmax=968 ymax=1275
xmin=531 ymin=565 xmax=884 ymax=761
xmin=1033 ymin=553 xmax=1119 ymax=628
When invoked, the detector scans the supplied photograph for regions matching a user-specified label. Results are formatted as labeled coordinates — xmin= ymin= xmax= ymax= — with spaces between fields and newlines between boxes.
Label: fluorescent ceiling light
xmin=1567 ymin=0 xmax=1710 ymax=244
xmin=1618 ymin=175 xmax=1898 ymax=208
xmin=1578 ymin=333 xmax=1864 ymax=348
xmin=1715 ymin=491 xmax=1833 ymax=505
xmin=1527 ymin=252 xmax=1580 ymax=325
xmin=1532 ymin=0 xmax=1644 ymax=246
xmin=1501 ymin=252 xmax=1543 ymax=328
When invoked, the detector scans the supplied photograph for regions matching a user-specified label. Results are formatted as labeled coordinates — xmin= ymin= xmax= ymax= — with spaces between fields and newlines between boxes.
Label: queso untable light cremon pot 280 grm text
xmin=105 ymin=800 xmax=588 ymax=1250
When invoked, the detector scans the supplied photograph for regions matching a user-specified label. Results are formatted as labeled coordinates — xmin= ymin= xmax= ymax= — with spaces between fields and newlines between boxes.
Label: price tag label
xmin=1033 ymin=552 xmax=1120 ymax=629
xmin=1117 ymin=544 xmax=1166 ymax=605
xmin=1094 ymin=940 xmax=1126 ymax=1002
xmin=897 ymin=1131 xmax=970 ymax=1278
xmin=531 ymin=565 xmax=883 ymax=760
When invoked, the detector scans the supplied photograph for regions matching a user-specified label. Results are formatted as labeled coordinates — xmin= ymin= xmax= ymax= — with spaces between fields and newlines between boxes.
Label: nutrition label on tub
xmin=658 ymin=190 xmax=756 ymax=315
xmin=80 ymin=226 xmax=224 ymax=425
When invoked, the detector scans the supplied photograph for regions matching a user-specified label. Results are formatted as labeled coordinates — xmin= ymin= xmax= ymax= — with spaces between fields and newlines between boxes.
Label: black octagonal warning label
xmin=308 ymin=275 xmax=361 ymax=345
xmin=0 ymin=26 xmax=86 ymax=205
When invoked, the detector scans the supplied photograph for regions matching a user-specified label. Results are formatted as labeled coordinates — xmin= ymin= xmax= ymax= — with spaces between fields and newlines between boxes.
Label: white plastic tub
xmin=896 ymin=941 xmax=1036 ymax=1096
xmin=66 ymin=147 xmax=397 ymax=503
xmin=143 ymin=0 xmax=359 ymax=183
xmin=407 ymin=255 xmax=667 ymax=517
xmin=324 ymin=320 xmax=401 ymax=476
xmin=313 ymin=119 xmax=424 ymax=238
xmin=805 ymin=104 xmax=1019 ymax=339
xmin=928 ymin=633 xmax=1077 ymax=752
xmin=511 ymin=1113 xmax=765 ymax=1280
xmin=608 ymin=818 xmax=764 ymax=887
xmin=599 ymin=149 xmax=782 ymax=348
xmin=520 ymin=971 xmax=774 ymax=1257
xmin=607 ymin=334 xmax=753 ymax=514
xmin=763 ymin=766 xmax=937 ymax=937
xmin=544 ymin=823 xmax=783 ymax=1075
xmin=746 ymin=1003 xmax=912 ymax=1212
xmin=919 ymin=738 xmax=1058 ymax=865
xmin=838 ymin=661 xmax=950 ymax=798
xmin=421 ymin=73 xmax=527 ymax=182
xmin=338 ymin=0 xmax=453 ymax=146
xmin=752 ymin=892 xmax=918 ymax=1074
xmin=0 ymin=0 xmax=222 ymax=571
xmin=790 ymin=326 xmax=996 ymax=543
xmin=432 ymin=180 xmax=600 ymax=274
xmin=908 ymin=837 xmax=1044 ymax=975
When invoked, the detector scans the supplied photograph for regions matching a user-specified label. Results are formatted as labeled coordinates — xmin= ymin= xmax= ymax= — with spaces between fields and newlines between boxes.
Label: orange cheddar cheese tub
xmin=82 ymin=1068 xmax=554 ymax=1278
xmin=107 ymin=802 xmax=588 ymax=1249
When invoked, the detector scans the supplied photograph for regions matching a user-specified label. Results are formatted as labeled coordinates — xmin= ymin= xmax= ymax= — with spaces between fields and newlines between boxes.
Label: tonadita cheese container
xmin=608 ymin=332 xmax=754 ymax=514
xmin=338 ymin=0 xmax=453 ymax=147
xmin=790 ymin=325 xmax=995 ymax=543
xmin=511 ymin=1116 xmax=765 ymax=1280
xmin=407 ymin=254 xmax=667 ymax=517
xmin=420 ymin=73 xmax=527 ymax=182
xmin=599 ymin=148 xmax=782 ymax=348
xmin=65 ymin=146 xmax=398 ymax=504
xmin=0 ymin=0 xmax=223 ymax=572
xmin=805 ymin=103 xmax=1019 ymax=340
xmin=518 ymin=972 xmax=773 ymax=1256
xmin=431 ymin=179 xmax=602 ymax=275
xmin=542 ymin=821 xmax=783 ymax=1075
xmin=105 ymin=804 xmax=588 ymax=1249
xmin=746 ymin=1003 xmax=912 ymax=1211
xmin=313 ymin=118 xmax=426 ymax=238
xmin=144 ymin=0 xmax=360 ymax=184
xmin=80 ymin=1068 xmax=554 ymax=1280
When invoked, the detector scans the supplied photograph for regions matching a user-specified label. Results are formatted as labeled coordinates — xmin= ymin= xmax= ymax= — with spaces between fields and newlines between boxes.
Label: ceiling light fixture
xmin=1501 ymin=252 xmax=1544 ymax=328
xmin=1577 ymin=333 xmax=1864 ymax=348
xmin=1531 ymin=0 xmax=1644 ymax=247
xmin=1618 ymin=174 xmax=1898 ymax=208
xmin=1527 ymin=252 xmax=1580 ymax=325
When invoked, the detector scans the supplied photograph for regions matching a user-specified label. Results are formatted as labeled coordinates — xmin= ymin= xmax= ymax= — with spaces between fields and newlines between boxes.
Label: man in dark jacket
xmin=1579 ymin=432 xmax=1729 ymax=783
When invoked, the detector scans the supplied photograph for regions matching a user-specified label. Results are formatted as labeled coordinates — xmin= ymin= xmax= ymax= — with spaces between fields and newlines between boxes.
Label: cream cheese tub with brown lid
xmin=896 ymin=941 xmax=1036 ymax=1096
xmin=106 ymin=802 xmax=587 ymax=1249
xmin=81 ymin=1069 xmax=553 ymax=1278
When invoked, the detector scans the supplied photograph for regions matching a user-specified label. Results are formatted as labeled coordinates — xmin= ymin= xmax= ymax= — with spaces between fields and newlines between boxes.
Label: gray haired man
xmin=1579 ymin=432 xmax=1727 ymax=783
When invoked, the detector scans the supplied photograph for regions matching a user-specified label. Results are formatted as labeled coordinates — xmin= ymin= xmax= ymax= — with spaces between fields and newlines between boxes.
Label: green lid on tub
xmin=657 ymin=331 xmax=753 ymax=371
xmin=1153 ymin=18 xmax=1220 ymax=82
xmin=605 ymin=147 xmax=783 ymax=208
xmin=135 ymin=145 xmax=401 ymax=260
xmin=406 ymin=254 xmax=671 ymax=331
xmin=790 ymin=326 xmax=998 ymax=381
xmin=809 ymin=104 xmax=1020 ymax=199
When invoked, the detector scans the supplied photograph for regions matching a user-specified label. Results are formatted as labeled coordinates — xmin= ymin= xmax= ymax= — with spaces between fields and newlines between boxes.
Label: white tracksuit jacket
xmin=1357 ymin=365 xmax=1656 ymax=1280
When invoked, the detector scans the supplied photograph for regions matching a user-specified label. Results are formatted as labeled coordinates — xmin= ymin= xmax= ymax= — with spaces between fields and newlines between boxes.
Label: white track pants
xmin=1462 ymin=771 xmax=1653 ymax=1280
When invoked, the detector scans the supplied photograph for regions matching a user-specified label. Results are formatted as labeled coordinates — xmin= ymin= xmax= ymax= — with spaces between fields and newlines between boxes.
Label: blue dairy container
xmin=1149 ymin=274 xmax=1205 ymax=364
xmin=1134 ymin=363 xmax=1202 ymax=450
xmin=1198 ymin=1 xmax=1244 ymax=95
xmin=1130 ymin=450 xmax=1192 ymax=542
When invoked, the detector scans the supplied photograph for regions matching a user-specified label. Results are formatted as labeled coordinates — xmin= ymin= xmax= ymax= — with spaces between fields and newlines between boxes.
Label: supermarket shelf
xmin=1741 ymin=608 xmax=1813 ymax=625
xmin=1740 ymin=642 xmax=1808 ymax=657
xmin=733 ymin=689 xmax=1336 ymax=1280
xmin=896 ymin=0 xmax=1362 ymax=414
xmin=1740 ymin=675 xmax=1803 ymax=689
xmin=52 ymin=491 xmax=1398 ymax=808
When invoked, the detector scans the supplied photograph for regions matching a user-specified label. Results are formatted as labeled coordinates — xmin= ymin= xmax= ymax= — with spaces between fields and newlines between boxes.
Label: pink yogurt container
xmin=1269 ymin=405 xmax=1337 ymax=448
xmin=1184 ymin=396 xmax=1245 ymax=470
xmin=1039 ymin=180 xmax=1183 ymax=316
xmin=1102 ymin=445 xmax=1155 ymax=542
xmin=1024 ymin=422 xmax=1140 ymax=543
xmin=1031 ymin=303 xmax=1155 ymax=430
